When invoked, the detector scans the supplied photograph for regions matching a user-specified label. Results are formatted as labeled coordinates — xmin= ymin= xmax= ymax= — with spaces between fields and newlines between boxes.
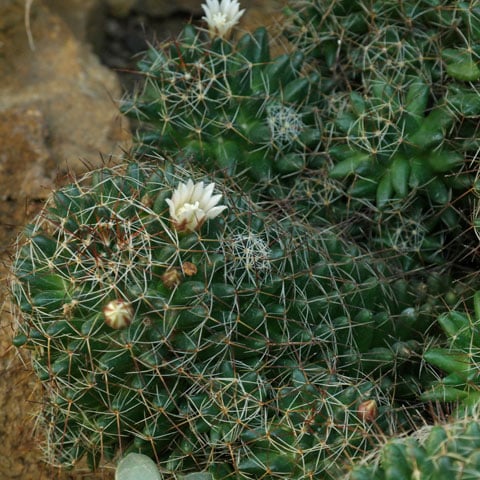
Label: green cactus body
xmin=421 ymin=291 xmax=480 ymax=412
xmin=284 ymin=1 xmax=480 ymax=88
xmin=283 ymin=0 xmax=480 ymax=268
xmin=348 ymin=417 xmax=480 ymax=480
xmin=121 ymin=25 xmax=321 ymax=186
xmin=8 ymin=2 xmax=480 ymax=478
xmin=11 ymin=161 xmax=428 ymax=477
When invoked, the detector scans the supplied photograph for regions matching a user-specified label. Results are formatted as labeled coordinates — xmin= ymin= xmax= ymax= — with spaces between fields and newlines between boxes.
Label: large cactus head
xmin=10 ymin=159 xmax=437 ymax=476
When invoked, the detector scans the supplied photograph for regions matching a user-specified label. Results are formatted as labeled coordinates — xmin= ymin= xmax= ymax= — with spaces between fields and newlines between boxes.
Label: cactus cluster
xmin=9 ymin=0 xmax=480 ymax=478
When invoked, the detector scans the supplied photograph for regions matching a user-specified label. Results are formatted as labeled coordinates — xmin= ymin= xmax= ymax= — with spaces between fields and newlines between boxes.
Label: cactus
xmin=348 ymin=414 xmax=480 ymax=480
xmin=10 ymin=1 xmax=480 ymax=477
xmin=282 ymin=0 xmax=480 ymax=268
xmin=10 ymin=160 xmax=439 ymax=476
xmin=120 ymin=24 xmax=322 ymax=187
xmin=284 ymin=1 xmax=480 ymax=91
xmin=420 ymin=290 xmax=480 ymax=412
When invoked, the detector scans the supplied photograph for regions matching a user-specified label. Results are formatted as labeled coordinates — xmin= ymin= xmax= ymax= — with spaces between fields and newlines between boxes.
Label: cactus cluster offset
xmin=283 ymin=0 xmax=480 ymax=268
xmin=11 ymin=160 xmax=429 ymax=477
xmin=121 ymin=24 xmax=322 ymax=185
xmin=284 ymin=1 xmax=480 ymax=90
xmin=348 ymin=415 xmax=480 ymax=480
xmin=421 ymin=291 xmax=480 ymax=412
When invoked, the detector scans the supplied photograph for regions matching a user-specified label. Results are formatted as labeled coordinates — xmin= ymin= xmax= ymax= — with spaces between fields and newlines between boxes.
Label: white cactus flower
xmin=201 ymin=0 xmax=245 ymax=38
xmin=166 ymin=179 xmax=227 ymax=232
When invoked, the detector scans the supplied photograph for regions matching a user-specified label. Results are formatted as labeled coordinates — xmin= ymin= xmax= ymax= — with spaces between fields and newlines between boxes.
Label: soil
xmin=0 ymin=2 xmax=283 ymax=479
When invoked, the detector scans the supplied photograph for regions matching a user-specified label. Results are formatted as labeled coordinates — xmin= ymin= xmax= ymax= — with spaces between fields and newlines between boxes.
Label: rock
xmin=0 ymin=0 xmax=130 ymax=197
xmin=0 ymin=107 xmax=54 ymax=200
xmin=0 ymin=0 xmax=23 ymax=31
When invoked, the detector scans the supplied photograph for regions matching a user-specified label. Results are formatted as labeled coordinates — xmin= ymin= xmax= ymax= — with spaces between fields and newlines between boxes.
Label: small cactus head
xmin=121 ymin=22 xmax=322 ymax=188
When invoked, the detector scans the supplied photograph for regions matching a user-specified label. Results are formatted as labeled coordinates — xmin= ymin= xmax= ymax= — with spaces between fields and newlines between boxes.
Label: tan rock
xmin=0 ymin=0 xmax=130 ymax=193
xmin=0 ymin=107 xmax=54 ymax=200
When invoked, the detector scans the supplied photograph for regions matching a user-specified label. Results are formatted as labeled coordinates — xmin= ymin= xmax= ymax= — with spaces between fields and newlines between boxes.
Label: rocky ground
xmin=0 ymin=0 xmax=282 ymax=478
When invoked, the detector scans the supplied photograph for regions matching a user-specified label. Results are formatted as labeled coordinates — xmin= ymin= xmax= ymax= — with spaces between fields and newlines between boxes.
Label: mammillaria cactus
xmin=11 ymin=159 xmax=436 ymax=477
xmin=10 ymin=0 xmax=480 ymax=478
xmin=284 ymin=1 xmax=480 ymax=91
xmin=348 ymin=414 xmax=480 ymax=480
xmin=283 ymin=0 xmax=480 ymax=268
xmin=121 ymin=21 xmax=322 ymax=188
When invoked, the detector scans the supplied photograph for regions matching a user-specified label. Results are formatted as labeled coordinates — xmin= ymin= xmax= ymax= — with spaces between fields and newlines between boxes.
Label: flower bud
xmin=357 ymin=399 xmax=378 ymax=423
xmin=103 ymin=299 xmax=134 ymax=329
